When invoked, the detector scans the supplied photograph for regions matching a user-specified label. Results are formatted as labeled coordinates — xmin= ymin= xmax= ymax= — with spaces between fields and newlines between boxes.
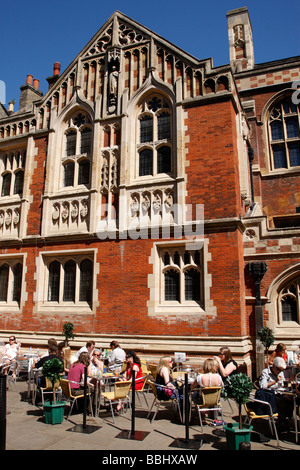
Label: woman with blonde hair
xmin=156 ymin=356 xmax=177 ymax=399
xmin=191 ymin=358 xmax=223 ymax=404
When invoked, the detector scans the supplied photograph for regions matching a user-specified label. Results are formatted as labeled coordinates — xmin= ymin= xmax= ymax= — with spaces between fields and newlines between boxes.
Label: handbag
xmin=164 ymin=387 xmax=174 ymax=398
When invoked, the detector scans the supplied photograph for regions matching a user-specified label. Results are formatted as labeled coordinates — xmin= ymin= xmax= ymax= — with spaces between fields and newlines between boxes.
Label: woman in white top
xmin=191 ymin=358 xmax=223 ymax=404
xmin=1 ymin=335 xmax=21 ymax=377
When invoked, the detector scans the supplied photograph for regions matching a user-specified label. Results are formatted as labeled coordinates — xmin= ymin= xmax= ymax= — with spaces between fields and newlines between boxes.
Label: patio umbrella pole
xmin=184 ymin=373 xmax=189 ymax=442
xmin=131 ymin=370 xmax=135 ymax=436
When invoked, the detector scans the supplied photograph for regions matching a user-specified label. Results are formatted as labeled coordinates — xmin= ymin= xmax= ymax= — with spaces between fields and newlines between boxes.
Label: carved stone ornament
xmin=5 ymin=210 xmax=12 ymax=227
xmin=130 ymin=196 xmax=139 ymax=217
xmin=80 ymin=200 xmax=88 ymax=219
xmin=52 ymin=204 xmax=60 ymax=221
xmin=0 ymin=211 xmax=4 ymax=227
xmin=61 ymin=203 xmax=69 ymax=221
xmin=141 ymin=194 xmax=150 ymax=213
xmin=71 ymin=202 xmax=79 ymax=219
xmin=13 ymin=208 xmax=20 ymax=225
xmin=164 ymin=190 xmax=173 ymax=209
xmin=153 ymin=193 xmax=161 ymax=211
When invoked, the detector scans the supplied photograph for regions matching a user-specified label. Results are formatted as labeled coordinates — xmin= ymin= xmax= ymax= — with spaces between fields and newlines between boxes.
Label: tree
xmin=62 ymin=322 xmax=75 ymax=346
xmin=258 ymin=326 xmax=275 ymax=365
xmin=42 ymin=357 xmax=64 ymax=404
xmin=223 ymin=373 xmax=253 ymax=429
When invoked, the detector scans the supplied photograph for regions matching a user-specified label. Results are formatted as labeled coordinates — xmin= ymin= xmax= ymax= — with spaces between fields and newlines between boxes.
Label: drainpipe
xmin=247 ymin=145 xmax=255 ymax=209
xmin=248 ymin=262 xmax=268 ymax=377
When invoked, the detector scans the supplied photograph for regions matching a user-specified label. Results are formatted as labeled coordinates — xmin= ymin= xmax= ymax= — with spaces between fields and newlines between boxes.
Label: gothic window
xmin=46 ymin=256 xmax=93 ymax=306
xmin=0 ymin=151 xmax=26 ymax=197
xmin=0 ymin=260 xmax=23 ymax=304
xmin=138 ymin=96 xmax=172 ymax=177
xmin=162 ymin=247 xmax=202 ymax=304
xmin=268 ymin=97 xmax=300 ymax=170
xmin=278 ymin=279 xmax=300 ymax=324
xmin=62 ymin=113 xmax=92 ymax=188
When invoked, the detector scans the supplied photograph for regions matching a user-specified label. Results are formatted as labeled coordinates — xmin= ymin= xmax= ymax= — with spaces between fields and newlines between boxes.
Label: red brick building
xmin=0 ymin=8 xmax=299 ymax=374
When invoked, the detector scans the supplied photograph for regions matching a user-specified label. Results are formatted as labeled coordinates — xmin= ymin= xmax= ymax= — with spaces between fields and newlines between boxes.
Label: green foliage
xmin=224 ymin=373 xmax=253 ymax=429
xmin=42 ymin=358 xmax=64 ymax=404
xmin=62 ymin=322 xmax=75 ymax=345
xmin=258 ymin=326 xmax=275 ymax=350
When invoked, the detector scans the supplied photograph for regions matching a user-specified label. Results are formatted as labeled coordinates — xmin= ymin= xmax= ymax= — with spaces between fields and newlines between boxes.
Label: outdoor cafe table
xmin=88 ymin=372 xmax=119 ymax=417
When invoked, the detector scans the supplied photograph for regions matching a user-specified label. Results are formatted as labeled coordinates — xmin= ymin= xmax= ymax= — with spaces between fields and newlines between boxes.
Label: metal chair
xmin=244 ymin=397 xmax=280 ymax=448
xmin=101 ymin=380 xmax=132 ymax=423
xmin=135 ymin=375 xmax=150 ymax=409
xmin=147 ymin=364 xmax=158 ymax=380
xmin=147 ymin=380 xmax=182 ymax=423
xmin=196 ymin=386 xmax=224 ymax=432
xmin=38 ymin=378 xmax=62 ymax=405
xmin=0 ymin=361 xmax=18 ymax=389
xmin=60 ymin=379 xmax=94 ymax=420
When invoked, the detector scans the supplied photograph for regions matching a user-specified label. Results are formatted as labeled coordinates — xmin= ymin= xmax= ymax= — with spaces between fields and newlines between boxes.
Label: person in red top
xmin=268 ymin=343 xmax=287 ymax=365
xmin=116 ymin=350 xmax=143 ymax=411
xmin=124 ymin=350 xmax=143 ymax=389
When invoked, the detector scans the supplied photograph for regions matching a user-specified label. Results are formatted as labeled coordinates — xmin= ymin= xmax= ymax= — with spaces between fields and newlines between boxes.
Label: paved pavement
xmin=2 ymin=377 xmax=300 ymax=454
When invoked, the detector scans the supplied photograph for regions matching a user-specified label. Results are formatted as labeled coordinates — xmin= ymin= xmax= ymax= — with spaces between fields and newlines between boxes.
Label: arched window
xmin=0 ymin=261 xmax=23 ymax=304
xmin=268 ymin=97 xmax=300 ymax=170
xmin=66 ymin=130 xmax=77 ymax=157
xmin=78 ymin=159 xmax=90 ymax=186
xmin=13 ymin=170 xmax=24 ymax=195
xmin=80 ymin=128 xmax=92 ymax=154
xmin=63 ymin=161 xmax=75 ymax=187
xmin=0 ymin=263 xmax=9 ymax=301
xmin=162 ymin=248 xmax=202 ymax=305
xmin=137 ymin=96 xmax=172 ymax=177
xmin=79 ymin=259 xmax=93 ymax=302
xmin=63 ymin=260 xmax=76 ymax=302
xmin=165 ymin=269 xmax=180 ymax=301
xmin=48 ymin=260 xmax=60 ymax=301
xmin=1 ymin=173 xmax=11 ymax=196
xmin=278 ymin=279 xmax=300 ymax=323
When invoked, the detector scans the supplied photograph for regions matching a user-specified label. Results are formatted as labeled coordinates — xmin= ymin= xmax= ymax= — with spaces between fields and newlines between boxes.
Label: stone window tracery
xmin=268 ymin=96 xmax=300 ymax=170
xmin=137 ymin=96 xmax=172 ymax=177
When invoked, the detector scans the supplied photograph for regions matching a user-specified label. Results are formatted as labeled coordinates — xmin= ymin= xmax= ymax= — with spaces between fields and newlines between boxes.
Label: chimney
xmin=19 ymin=74 xmax=43 ymax=113
xmin=47 ymin=61 xmax=61 ymax=89
xmin=8 ymin=101 xmax=15 ymax=115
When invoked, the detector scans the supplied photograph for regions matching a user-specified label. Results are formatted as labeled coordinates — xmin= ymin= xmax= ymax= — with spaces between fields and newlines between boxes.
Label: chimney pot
xmin=33 ymin=79 xmax=39 ymax=89
xmin=53 ymin=62 xmax=61 ymax=76
xmin=26 ymin=74 xmax=33 ymax=85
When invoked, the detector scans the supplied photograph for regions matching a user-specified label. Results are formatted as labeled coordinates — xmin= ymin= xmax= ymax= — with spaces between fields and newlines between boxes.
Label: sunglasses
xmin=93 ymin=354 xmax=100 ymax=357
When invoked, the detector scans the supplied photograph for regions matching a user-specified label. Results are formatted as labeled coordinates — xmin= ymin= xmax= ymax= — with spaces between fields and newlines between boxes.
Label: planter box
xmin=43 ymin=401 xmax=66 ymax=425
xmin=224 ymin=423 xmax=253 ymax=450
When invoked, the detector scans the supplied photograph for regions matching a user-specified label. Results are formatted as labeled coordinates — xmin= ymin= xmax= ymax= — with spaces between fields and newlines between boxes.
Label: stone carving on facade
xmin=153 ymin=192 xmax=162 ymax=212
xmin=118 ymin=22 xmax=147 ymax=45
xmin=13 ymin=208 xmax=20 ymax=225
xmin=130 ymin=194 xmax=140 ymax=217
xmin=50 ymin=197 xmax=89 ymax=231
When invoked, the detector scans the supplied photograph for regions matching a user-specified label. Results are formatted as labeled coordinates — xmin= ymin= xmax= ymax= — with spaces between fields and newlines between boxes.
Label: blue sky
xmin=1 ymin=0 xmax=299 ymax=107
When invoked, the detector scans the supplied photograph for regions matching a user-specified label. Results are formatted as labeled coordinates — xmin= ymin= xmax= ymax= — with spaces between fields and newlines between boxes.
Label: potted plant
xmin=62 ymin=322 xmax=75 ymax=346
xmin=258 ymin=326 xmax=274 ymax=367
xmin=223 ymin=373 xmax=254 ymax=450
xmin=42 ymin=357 xmax=65 ymax=424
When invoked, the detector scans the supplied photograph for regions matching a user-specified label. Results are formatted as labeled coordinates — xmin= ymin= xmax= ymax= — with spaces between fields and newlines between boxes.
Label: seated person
xmin=67 ymin=351 xmax=91 ymax=396
xmin=75 ymin=341 xmax=95 ymax=359
xmin=1 ymin=336 xmax=21 ymax=377
xmin=268 ymin=343 xmax=287 ymax=365
xmin=214 ymin=347 xmax=237 ymax=383
xmin=34 ymin=344 xmax=64 ymax=387
xmin=89 ymin=349 xmax=104 ymax=388
xmin=191 ymin=358 xmax=223 ymax=404
xmin=108 ymin=340 xmax=126 ymax=372
xmin=259 ymin=356 xmax=293 ymax=426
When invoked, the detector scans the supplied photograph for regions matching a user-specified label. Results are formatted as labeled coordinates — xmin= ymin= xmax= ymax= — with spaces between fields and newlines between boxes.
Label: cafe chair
xmin=135 ymin=375 xmax=150 ymax=409
xmin=39 ymin=378 xmax=62 ymax=405
xmin=102 ymin=380 xmax=132 ymax=424
xmin=0 ymin=361 xmax=18 ymax=389
xmin=147 ymin=381 xmax=182 ymax=424
xmin=60 ymin=379 xmax=94 ymax=421
xmin=147 ymin=364 xmax=158 ymax=380
xmin=196 ymin=386 xmax=224 ymax=432
xmin=243 ymin=397 xmax=280 ymax=448
xmin=16 ymin=356 xmax=30 ymax=380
